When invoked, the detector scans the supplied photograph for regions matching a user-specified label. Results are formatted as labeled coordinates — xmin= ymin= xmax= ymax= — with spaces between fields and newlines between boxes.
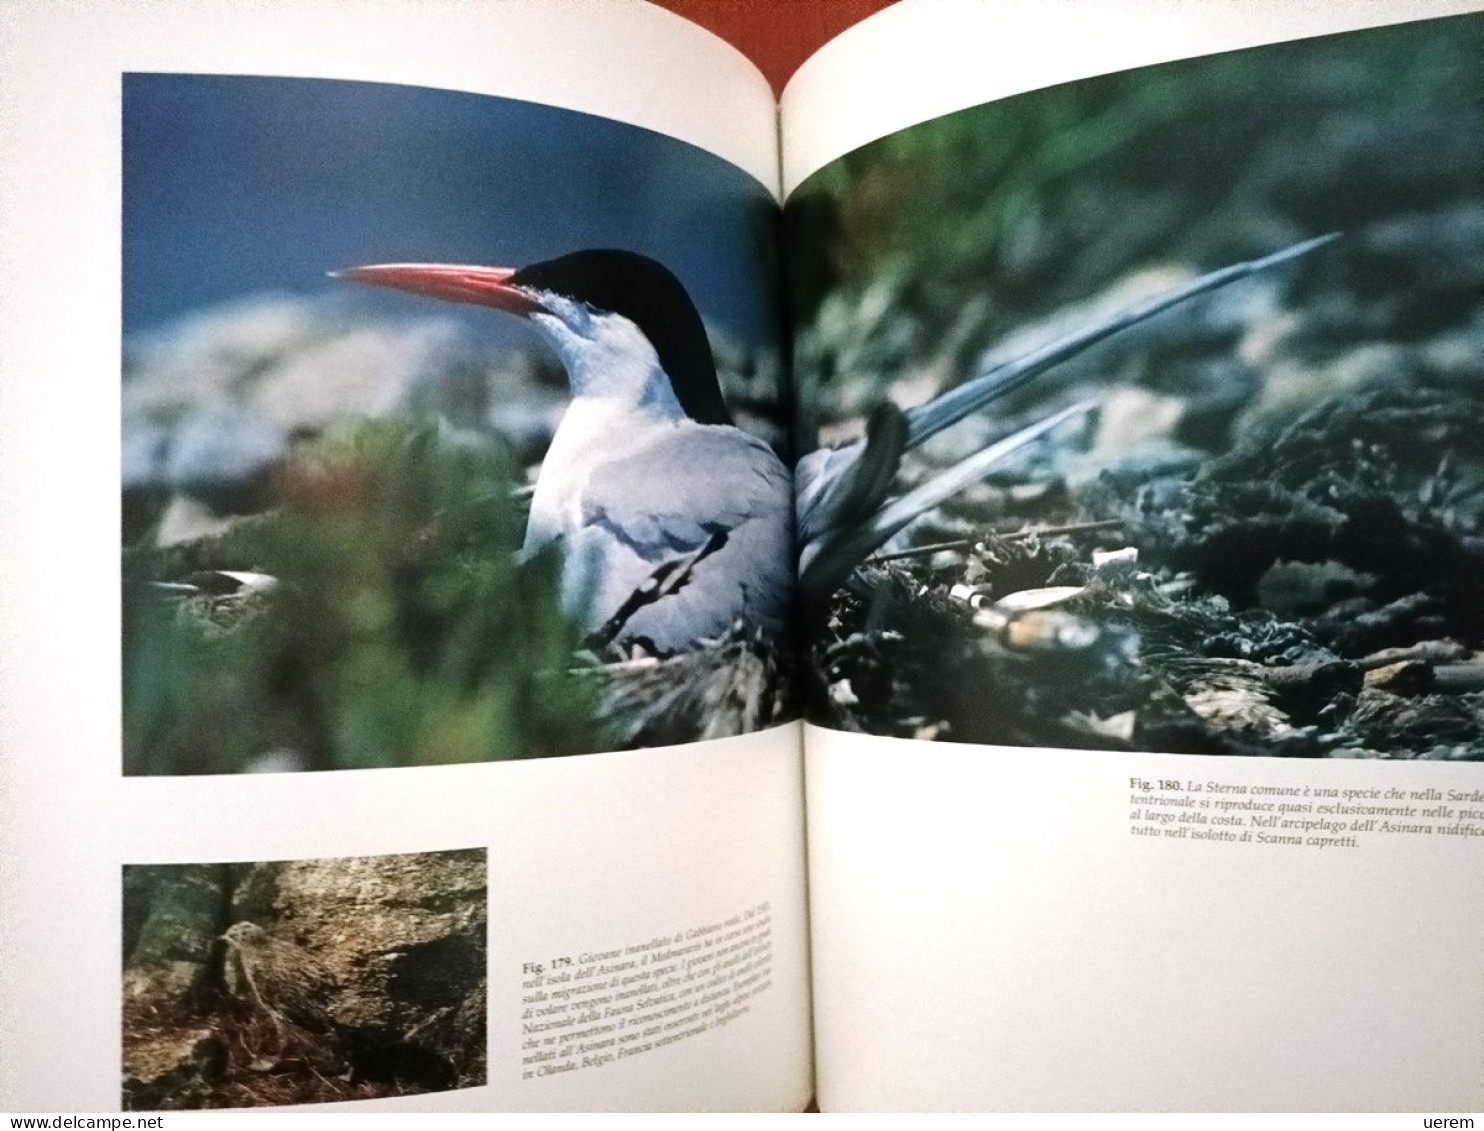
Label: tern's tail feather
xmin=901 ymin=233 xmax=1339 ymax=448
xmin=794 ymin=402 xmax=908 ymax=549
xmin=796 ymin=233 xmax=1340 ymax=614
xmin=800 ymin=399 xmax=1097 ymax=605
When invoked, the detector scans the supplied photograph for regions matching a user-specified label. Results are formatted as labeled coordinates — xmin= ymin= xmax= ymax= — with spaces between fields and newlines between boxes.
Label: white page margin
xmin=806 ymin=725 xmax=1484 ymax=1111
xmin=0 ymin=1 xmax=800 ymax=1112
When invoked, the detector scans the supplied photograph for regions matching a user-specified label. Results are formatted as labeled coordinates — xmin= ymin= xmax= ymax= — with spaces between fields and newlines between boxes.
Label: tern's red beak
xmin=330 ymin=263 xmax=546 ymax=317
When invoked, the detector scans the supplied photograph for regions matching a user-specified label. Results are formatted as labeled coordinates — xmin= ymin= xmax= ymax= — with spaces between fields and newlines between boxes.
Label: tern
xmin=336 ymin=251 xmax=793 ymax=653
xmin=336 ymin=237 xmax=1334 ymax=650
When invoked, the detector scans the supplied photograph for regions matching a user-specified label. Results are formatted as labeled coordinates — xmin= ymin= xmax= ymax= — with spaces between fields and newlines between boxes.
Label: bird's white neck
xmin=530 ymin=299 xmax=684 ymax=421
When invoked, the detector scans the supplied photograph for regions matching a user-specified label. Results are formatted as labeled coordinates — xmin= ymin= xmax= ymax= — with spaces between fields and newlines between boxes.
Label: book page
xmin=783 ymin=0 xmax=1484 ymax=1111
xmin=0 ymin=0 xmax=809 ymax=1112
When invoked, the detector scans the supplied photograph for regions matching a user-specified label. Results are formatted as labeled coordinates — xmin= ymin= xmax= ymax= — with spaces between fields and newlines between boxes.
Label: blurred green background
xmin=123 ymin=421 xmax=600 ymax=774
xmin=785 ymin=15 xmax=1481 ymax=435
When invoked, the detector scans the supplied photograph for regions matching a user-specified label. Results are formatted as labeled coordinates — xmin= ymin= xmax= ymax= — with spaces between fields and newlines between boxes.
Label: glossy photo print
xmin=121 ymin=848 xmax=487 ymax=1108
xmin=786 ymin=16 xmax=1484 ymax=759
xmin=122 ymin=75 xmax=791 ymax=774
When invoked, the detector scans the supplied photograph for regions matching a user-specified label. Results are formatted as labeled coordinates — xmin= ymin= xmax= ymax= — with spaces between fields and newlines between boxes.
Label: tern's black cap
xmin=511 ymin=250 xmax=733 ymax=426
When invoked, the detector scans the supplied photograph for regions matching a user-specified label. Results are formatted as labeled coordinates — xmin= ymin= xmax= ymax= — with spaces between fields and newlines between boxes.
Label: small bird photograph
xmin=121 ymin=848 xmax=487 ymax=1109
xmin=787 ymin=15 xmax=1484 ymax=759
xmin=121 ymin=75 xmax=794 ymax=774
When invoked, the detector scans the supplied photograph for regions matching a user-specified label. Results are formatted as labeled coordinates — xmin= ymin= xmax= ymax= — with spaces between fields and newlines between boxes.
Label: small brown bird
xmin=220 ymin=921 xmax=339 ymax=1053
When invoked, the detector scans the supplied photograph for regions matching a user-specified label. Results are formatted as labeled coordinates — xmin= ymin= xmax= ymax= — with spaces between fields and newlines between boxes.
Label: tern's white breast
xmin=524 ymin=397 xmax=674 ymax=552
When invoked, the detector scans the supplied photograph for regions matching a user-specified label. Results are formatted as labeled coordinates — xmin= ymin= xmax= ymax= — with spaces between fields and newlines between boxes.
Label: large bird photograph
xmin=786 ymin=15 xmax=1484 ymax=760
xmin=122 ymin=75 xmax=793 ymax=774
xmin=122 ymin=848 xmax=487 ymax=1108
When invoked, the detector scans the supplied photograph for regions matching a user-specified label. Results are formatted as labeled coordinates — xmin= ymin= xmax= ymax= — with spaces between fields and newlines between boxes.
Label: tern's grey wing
xmin=581 ymin=425 xmax=788 ymax=552
xmin=571 ymin=424 xmax=794 ymax=649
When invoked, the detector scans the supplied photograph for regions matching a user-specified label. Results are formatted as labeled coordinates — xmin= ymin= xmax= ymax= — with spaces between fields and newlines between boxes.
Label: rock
xmin=122 ymin=960 xmax=209 ymax=1009
xmin=121 ymin=865 xmax=235 ymax=1108
xmin=122 ymin=864 xmax=231 ymax=1011
xmin=1260 ymin=659 xmax=1364 ymax=706
xmin=1063 ymin=709 xmax=1137 ymax=744
xmin=1434 ymin=663 xmax=1484 ymax=694
xmin=163 ymin=405 xmax=287 ymax=499
xmin=1092 ymin=546 xmax=1139 ymax=569
xmin=401 ymin=978 xmax=488 ymax=1088
xmin=121 ymin=1026 xmax=226 ymax=1111
xmin=1363 ymin=660 xmax=1434 ymax=695
xmin=1086 ymin=387 xmax=1186 ymax=462
xmin=152 ymin=496 xmax=238 ymax=547
xmin=1356 ymin=204 xmax=1484 ymax=327
xmin=229 ymin=850 xmax=487 ymax=1085
xmin=122 ymin=295 xmax=557 ymax=501
xmin=1184 ymin=674 xmax=1298 ymax=744
xmin=829 ymin=679 xmax=859 ymax=707
xmin=1256 ymin=560 xmax=1371 ymax=616
xmin=1348 ymin=689 xmax=1482 ymax=753
xmin=1359 ymin=640 xmax=1470 ymax=670
xmin=240 ymin=749 xmax=306 ymax=774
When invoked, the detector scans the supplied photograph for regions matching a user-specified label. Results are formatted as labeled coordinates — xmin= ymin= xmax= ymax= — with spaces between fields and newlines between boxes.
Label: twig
xmin=866 ymin=519 xmax=1124 ymax=564
xmin=583 ymin=529 xmax=730 ymax=651
xmin=866 ymin=538 xmax=975 ymax=563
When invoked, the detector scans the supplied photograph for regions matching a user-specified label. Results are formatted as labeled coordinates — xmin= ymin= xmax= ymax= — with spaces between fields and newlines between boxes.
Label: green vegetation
xmin=123 ymin=419 xmax=600 ymax=774
xmin=786 ymin=16 xmax=1477 ymax=398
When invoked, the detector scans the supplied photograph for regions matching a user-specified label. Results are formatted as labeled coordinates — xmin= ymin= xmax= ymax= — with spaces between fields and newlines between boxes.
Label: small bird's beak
xmin=330 ymin=263 xmax=545 ymax=317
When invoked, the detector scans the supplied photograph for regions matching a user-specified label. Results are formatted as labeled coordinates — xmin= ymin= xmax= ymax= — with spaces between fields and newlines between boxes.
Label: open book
xmin=2 ymin=0 xmax=1481 ymax=1113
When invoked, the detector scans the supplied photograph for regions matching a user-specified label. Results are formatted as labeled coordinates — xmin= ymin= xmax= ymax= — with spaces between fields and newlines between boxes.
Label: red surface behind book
xmin=650 ymin=0 xmax=896 ymax=94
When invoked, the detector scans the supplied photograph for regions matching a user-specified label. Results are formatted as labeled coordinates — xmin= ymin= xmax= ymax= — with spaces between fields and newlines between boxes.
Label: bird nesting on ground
xmin=327 ymin=242 xmax=1330 ymax=655
xmin=220 ymin=921 xmax=340 ymax=1061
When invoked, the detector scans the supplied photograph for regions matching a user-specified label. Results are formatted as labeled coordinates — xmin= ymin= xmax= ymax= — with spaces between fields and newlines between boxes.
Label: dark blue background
xmin=123 ymin=74 xmax=780 ymax=353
